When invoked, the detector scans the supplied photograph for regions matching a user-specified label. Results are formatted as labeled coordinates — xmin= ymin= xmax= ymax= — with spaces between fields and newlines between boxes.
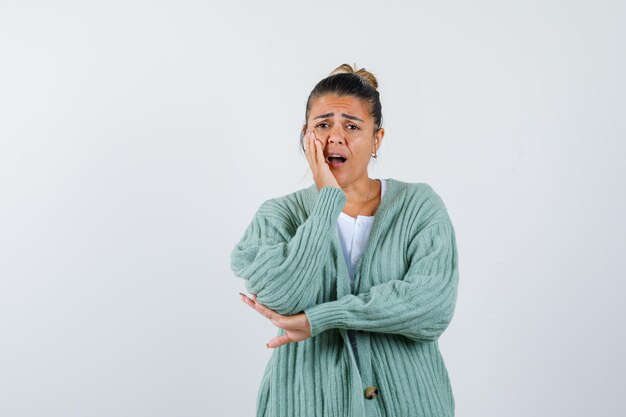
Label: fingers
xmin=314 ymin=136 xmax=327 ymax=167
xmin=266 ymin=333 xmax=294 ymax=349
xmin=304 ymin=130 xmax=333 ymax=190
xmin=239 ymin=292 xmax=279 ymax=322
xmin=304 ymin=130 xmax=316 ymax=171
xmin=239 ymin=293 xmax=310 ymax=349
xmin=254 ymin=299 xmax=275 ymax=320
xmin=239 ymin=292 xmax=256 ymax=309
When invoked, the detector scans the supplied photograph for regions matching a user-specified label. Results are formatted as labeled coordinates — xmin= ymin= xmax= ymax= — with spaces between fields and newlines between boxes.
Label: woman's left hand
xmin=239 ymin=293 xmax=312 ymax=348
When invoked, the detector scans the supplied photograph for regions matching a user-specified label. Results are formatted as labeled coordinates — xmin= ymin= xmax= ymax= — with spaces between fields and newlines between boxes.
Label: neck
xmin=340 ymin=176 xmax=373 ymax=206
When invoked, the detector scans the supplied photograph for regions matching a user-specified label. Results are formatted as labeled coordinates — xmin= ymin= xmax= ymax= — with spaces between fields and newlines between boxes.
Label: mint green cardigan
xmin=231 ymin=178 xmax=459 ymax=417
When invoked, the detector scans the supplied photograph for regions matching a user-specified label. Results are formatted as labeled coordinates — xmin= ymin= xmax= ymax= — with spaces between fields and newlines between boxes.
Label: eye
xmin=315 ymin=122 xmax=329 ymax=129
xmin=347 ymin=124 xmax=360 ymax=130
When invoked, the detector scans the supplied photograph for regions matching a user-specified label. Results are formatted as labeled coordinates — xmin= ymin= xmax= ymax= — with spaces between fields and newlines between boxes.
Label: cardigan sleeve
xmin=230 ymin=186 xmax=346 ymax=315
xmin=303 ymin=221 xmax=459 ymax=342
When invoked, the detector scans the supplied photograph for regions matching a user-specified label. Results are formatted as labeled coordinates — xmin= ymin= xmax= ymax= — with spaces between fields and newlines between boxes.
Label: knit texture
xmin=231 ymin=178 xmax=459 ymax=417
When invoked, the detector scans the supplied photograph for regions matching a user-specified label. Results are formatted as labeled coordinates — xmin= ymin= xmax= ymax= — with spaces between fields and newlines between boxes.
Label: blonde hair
xmin=328 ymin=63 xmax=379 ymax=91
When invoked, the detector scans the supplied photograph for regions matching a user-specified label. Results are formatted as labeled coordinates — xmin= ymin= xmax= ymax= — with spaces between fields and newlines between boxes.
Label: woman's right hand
xmin=304 ymin=130 xmax=341 ymax=191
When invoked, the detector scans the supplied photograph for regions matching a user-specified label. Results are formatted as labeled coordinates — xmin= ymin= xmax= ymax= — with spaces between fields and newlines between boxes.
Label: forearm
xmin=231 ymin=186 xmax=346 ymax=315
xmin=304 ymin=222 xmax=459 ymax=341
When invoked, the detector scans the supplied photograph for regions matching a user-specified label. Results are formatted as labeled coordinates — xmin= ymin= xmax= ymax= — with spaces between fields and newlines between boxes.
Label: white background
xmin=1 ymin=1 xmax=624 ymax=416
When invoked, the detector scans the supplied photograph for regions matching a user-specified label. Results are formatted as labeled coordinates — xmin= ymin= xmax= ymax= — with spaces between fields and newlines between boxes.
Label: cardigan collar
xmin=301 ymin=178 xmax=405 ymax=296
xmin=302 ymin=177 xmax=404 ymax=216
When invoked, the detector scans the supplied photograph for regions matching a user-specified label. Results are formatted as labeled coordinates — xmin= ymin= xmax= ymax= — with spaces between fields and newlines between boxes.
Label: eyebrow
xmin=313 ymin=112 xmax=364 ymax=123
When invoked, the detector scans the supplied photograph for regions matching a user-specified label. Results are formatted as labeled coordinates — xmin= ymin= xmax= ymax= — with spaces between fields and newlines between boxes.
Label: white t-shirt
xmin=336 ymin=178 xmax=388 ymax=290
xmin=336 ymin=178 xmax=388 ymax=367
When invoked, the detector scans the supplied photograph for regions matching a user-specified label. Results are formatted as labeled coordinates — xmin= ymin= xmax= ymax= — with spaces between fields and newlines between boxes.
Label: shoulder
xmin=236 ymin=188 xmax=311 ymax=239
xmin=386 ymin=178 xmax=453 ymax=228
xmin=254 ymin=185 xmax=314 ymax=225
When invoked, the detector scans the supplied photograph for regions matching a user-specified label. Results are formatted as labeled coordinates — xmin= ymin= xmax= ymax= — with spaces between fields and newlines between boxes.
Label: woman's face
xmin=305 ymin=94 xmax=384 ymax=186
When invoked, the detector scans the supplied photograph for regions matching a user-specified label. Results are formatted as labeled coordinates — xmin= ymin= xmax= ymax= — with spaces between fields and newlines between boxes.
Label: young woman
xmin=231 ymin=63 xmax=459 ymax=417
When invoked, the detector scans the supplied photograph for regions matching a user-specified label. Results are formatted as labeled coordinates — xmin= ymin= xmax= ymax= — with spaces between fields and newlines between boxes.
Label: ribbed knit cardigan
xmin=230 ymin=178 xmax=459 ymax=417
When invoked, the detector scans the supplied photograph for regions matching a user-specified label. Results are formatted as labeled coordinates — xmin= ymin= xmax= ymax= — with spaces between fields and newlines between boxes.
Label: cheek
xmin=351 ymin=139 xmax=373 ymax=155
xmin=347 ymin=147 xmax=370 ymax=165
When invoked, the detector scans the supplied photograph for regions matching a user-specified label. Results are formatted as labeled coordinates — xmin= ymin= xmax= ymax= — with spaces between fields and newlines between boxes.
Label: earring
xmin=371 ymin=140 xmax=378 ymax=158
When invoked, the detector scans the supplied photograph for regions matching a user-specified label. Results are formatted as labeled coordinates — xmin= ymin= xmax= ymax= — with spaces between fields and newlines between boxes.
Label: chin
xmin=333 ymin=173 xmax=351 ymax=187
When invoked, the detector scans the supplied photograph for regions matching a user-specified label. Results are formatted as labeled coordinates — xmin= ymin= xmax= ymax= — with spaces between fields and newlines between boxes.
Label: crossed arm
xmin=232 ymin=189 xmax=459 ymax=347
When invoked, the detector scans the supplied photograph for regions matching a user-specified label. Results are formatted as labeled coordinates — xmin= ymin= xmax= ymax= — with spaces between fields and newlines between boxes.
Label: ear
xmin=373 ymin=128 xmax=385 ymax=152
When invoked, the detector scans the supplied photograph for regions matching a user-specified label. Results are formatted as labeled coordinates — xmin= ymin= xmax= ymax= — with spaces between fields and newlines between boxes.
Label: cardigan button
xmin=364 ymin=386 xmax=379 ymax=399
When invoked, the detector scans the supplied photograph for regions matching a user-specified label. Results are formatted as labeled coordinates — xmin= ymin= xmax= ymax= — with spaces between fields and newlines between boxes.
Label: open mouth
xmin=326 ymin=155 xmax=347 ymax=167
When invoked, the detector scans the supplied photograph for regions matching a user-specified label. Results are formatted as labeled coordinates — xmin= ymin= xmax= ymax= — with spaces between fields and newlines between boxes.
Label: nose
xmin=327 ymin=124 xmax=344 ymax=145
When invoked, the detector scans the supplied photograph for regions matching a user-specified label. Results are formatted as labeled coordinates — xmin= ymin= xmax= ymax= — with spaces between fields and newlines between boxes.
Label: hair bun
xmin=329 ymin=63 xmax=379 ymax=90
